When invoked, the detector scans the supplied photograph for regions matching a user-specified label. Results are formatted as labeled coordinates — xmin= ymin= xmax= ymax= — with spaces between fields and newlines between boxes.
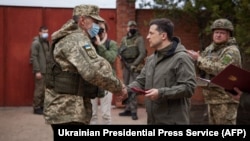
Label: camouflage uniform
xmin=118 ymin=21 xmax=147 ymax=119
xmin=43 ymin=5 xmax=122 ymax=125
xmin=197 ymin=19 xmax=242 ymax=124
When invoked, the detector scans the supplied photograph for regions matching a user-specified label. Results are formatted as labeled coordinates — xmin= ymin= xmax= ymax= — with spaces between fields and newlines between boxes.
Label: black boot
xmin=131 ymin=113 xmax=138 ymax=120
xmin=119 ymin=111 xmax=131 ymax=116
xmin=33 ymin=108 xmax=43 ymax=115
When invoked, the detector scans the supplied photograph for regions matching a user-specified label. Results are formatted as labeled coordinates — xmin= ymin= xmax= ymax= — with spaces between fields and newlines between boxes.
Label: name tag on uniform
xmin=83 ymin=44 xmax=97 ymax=59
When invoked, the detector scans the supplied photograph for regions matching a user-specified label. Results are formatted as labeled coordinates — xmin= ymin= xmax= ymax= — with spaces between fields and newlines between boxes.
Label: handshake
xmin=115 ymin=84 xmax=128 ymax=102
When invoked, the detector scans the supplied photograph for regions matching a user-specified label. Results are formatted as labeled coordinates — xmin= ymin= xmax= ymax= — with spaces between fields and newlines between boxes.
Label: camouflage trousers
xmin=207 ymin=103 xmax=238 ymax=125
xmin=122 ymin=63 xmax=139 ymax=114
xmin=33 ymin=75 xmax=45 ymax=109
xmin=124 ymin=91 xmax=138 ymax=113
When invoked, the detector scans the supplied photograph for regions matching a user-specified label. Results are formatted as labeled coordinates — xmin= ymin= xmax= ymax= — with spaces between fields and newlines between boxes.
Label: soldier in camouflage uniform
xmin=118 ymin=21 xmax=147 ymax=120
xmin=187 ymin=18 xmax=242 ymax=124
xmin=43 ymin=4 xmax=124 ymax=129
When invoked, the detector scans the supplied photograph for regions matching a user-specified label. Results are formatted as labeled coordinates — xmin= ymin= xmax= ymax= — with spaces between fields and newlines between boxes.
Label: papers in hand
xmin=196 ymin=77 xmax=211 ymax=87
xmin=131 ymin=87 xmax=146 ymax=95
xmin=210 ymin=64 xmax=250 ymax=94
xmin=196 ymin=64 xmax=250 ymax=95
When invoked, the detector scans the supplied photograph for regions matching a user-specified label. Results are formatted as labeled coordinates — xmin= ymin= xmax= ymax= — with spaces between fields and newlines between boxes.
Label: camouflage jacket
xmin=43 ymin=19 xmax=122 ymax=124
xmin=95 ymin=39 xmax=118 ymax=97
xmin=197 ymin=37 xmax=242 ymax=104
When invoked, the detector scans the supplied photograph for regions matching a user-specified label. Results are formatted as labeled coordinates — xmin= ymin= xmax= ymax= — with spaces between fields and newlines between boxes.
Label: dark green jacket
xmin=30 ymin=36 xmax=50 ymax=73
xmin=129 ymin=37 xmax=196 ymax=124
xmin=95 ymin=39 xmax=118 ymax=73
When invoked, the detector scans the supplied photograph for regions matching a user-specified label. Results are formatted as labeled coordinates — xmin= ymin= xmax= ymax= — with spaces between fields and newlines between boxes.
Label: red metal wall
xmin=0 ymin=6 xmax=202 ymax=106
xmin=0 ymin=7 xmax=4 ymax=106
xmin=0 ymin=6 xmax=117 ymax=106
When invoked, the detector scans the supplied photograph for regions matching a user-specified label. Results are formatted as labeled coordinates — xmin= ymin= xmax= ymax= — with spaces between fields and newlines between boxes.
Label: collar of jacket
xmin=155 ymin=37 xmax=179 ymax=58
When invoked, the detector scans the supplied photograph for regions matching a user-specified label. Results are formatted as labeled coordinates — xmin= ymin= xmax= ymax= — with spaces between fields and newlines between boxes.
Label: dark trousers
xmin=33 ymin=74 xmax=45 ymax=109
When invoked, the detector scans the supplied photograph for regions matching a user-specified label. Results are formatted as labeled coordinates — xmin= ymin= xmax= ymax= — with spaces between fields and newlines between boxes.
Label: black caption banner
xmin=53 ymin=125 xmax=250 ymax=140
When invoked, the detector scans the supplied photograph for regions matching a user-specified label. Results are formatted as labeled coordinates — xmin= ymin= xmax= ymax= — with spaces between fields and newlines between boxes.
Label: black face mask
xmin=129 ymin=29 xmax=137 ymax=35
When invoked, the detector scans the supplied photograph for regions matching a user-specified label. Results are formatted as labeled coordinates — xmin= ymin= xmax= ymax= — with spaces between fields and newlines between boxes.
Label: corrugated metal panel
xmin=0 ymin=6 xmax=117 ymax=106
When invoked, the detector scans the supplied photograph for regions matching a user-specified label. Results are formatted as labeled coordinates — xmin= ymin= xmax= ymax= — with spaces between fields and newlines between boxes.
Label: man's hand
xmin=230 ymin=87 xmax=243 ymax=101
xmin=93 ymin=35 xmax=101 ymax=46
xmin=115 ymin=85 xmax=128 ymax=102
xmin=187 ymin=50 xmax=200 ymax=61
xmin=144 ymin=88 xmax=159 ymax=101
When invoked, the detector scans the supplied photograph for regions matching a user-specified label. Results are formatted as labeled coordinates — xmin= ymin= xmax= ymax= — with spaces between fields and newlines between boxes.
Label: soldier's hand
xmin=187 ymin=50 xmax=200 ymax=61
xmin=115 ymin=85 xmax=128 ymax=102
xmin=115 ymin=93 xmax=128 ymax=102
xmin=229 ymin=87 xmax=242 ymax=101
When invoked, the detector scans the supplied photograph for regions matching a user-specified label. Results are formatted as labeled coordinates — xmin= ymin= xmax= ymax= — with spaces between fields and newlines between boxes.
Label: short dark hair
xmin=149 ymin=18 xmax=174 ymax=40
xmin=39 ymin=25 xmax=48 ymax=32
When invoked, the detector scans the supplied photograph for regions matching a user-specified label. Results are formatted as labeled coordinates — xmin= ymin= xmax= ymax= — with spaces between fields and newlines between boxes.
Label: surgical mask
xmin=129 ymin=29 xmax=137 ymax=35
xmin=41 ymin=33 xmax=49 ymax=39
xmin=88 ymin=23 xmax=100 ymax=38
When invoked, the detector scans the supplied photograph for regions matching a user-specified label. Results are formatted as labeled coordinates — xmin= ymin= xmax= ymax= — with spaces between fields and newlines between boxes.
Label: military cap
xmin=127 ymin=21 xmax=137 ymax=27
xmin=73 ymin=4 xmax=104 ymax=22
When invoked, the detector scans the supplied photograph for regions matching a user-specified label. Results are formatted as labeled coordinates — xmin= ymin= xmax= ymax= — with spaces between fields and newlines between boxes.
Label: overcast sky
xmin=0 ymin=0 xmax=152 ymax=9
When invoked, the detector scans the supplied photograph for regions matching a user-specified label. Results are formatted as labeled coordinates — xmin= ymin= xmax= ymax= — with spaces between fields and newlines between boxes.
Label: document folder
xmin=210 ymin=64 xmax=250 ymax=94
xmin=131 ymin=87 xmax=146 ymax=95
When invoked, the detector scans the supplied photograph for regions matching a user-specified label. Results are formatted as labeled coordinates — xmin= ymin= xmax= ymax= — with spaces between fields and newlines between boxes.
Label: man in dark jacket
xmin=123 ymin=18 xmax=196 ymax=124
xmin=30 ymin=26 xmax=50 ymax=115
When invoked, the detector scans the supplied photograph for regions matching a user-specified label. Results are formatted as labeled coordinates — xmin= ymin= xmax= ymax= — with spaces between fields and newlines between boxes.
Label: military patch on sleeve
xmin=222 ymin=54 xmax=232 ymax=65
xmin=82 ymin=44 xmax=97 ymax=59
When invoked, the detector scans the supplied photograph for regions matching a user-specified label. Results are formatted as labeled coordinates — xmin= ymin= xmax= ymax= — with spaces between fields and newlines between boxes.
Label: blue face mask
xmin=88 ymin=23 xmax=100 ymax=38
xmin=41 ymin=33 xmax=49 ymax=39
